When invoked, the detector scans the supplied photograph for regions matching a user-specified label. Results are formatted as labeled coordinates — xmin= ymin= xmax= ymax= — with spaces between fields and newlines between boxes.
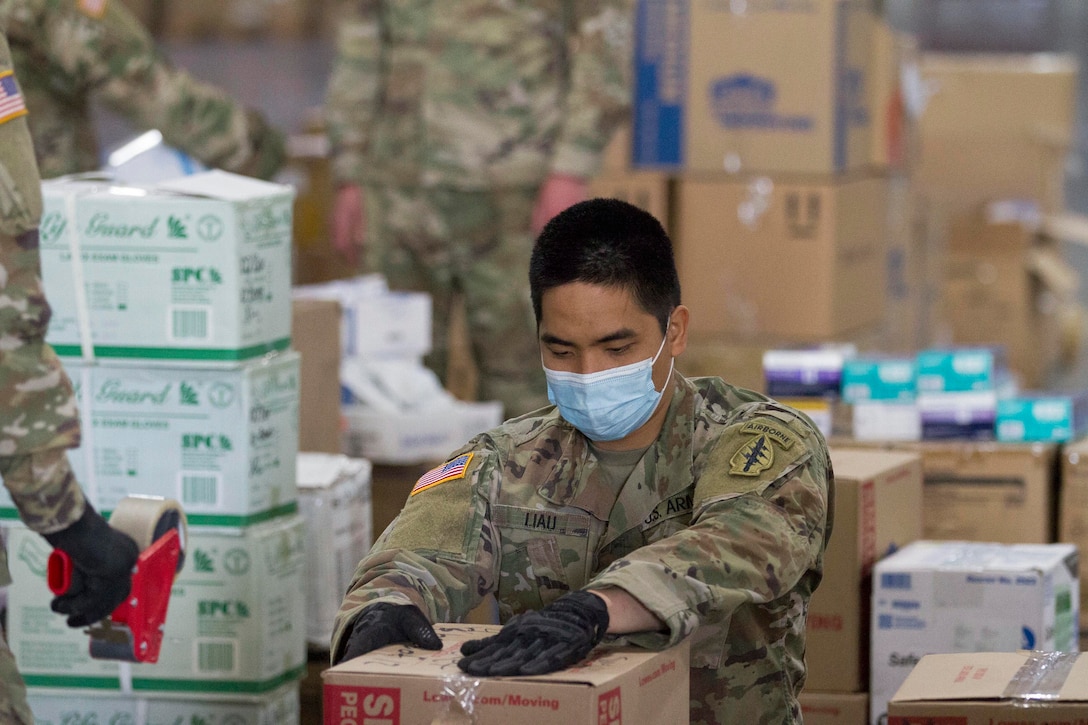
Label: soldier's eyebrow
xmin=540 ymin=329 xmax=638 ymax=348
xmin=540 ymin=332 xmax=573 ymax=347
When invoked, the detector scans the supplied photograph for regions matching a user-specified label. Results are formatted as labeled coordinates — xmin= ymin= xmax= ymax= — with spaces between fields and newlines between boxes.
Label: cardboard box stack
xmin=870 ymin=540 xmax=1080 ymax=724
xmin=4 ymin=171 xmax=307 ymax=721
xmin=293 ymin=275 xmax=503 ymax=466
xmin=912 ymin=53 xmax=1085 ymax=389
xmin=800 ymin=447 xmax=924 ymax=720
xmin=628 ymin=2 xmax=915 ymax=409
xmin=296 ymin=453 xmax=373 ymax=650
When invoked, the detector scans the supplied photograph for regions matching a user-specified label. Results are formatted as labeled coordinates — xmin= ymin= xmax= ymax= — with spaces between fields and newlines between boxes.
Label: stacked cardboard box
xmin=869 ymin=540 xmax=1080 ymax=724
xmin=800 ymin=448 xmax=924 ymax=722
xmin=911 ymin=53 xmax=1083 ymax=389
xmin=5 ymin=171 xmax=306 ymax=721
xmin=630 ymin=2 xmax=913 ymax=397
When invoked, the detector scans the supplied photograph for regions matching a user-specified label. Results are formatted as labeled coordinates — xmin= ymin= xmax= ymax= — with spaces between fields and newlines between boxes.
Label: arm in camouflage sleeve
xmin=549 ymin=0 xmax=633 ymax=180
xmin=324 ymin=0 xmax=384 ymax=186
xmin=0 ymin=34 xmax=85 ymax=530
xmin=586 ymin=409 xmax=832 ymax=647
xmin=24 ymin=0 xmax=285 ymax=179
xmin=329 ymin=444 xmax=500 ymax=660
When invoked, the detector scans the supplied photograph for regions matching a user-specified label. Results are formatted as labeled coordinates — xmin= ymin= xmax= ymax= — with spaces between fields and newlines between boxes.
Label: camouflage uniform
xmin=324 ymin=0 xmax=632 ymax=417
xmin=3 ymin=0 xmax=285 ymax=180
xmin=332 ymin=374 xmax=835 ymax=724
xmin=0 ymin=21 xmax=89 ymax=724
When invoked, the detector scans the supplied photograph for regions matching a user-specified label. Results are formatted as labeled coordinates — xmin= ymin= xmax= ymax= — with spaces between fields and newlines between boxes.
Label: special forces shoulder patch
xmin=696 ymin=414 xmax=813 ymax=508
xmin=0 ymin=72 xmax=29 ymax=126
xmin=729 ymin=420 xmax=795 ymax=477
xmin=411 ymin=452 xmax=474 ymax=495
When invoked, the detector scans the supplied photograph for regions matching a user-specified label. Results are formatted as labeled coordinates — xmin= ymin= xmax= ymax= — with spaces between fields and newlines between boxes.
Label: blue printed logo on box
xmin=709 ymin=74 xmax=813 ymax=132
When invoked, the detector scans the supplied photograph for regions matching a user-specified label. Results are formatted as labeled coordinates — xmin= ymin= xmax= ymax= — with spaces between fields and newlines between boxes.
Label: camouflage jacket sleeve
xmin=586 ymin=405 xmax=833 ymax=649
xmin=17 ymin=0 xmax=285 ymax=179
xmin=0 ymin=33 xmax=83 ymax=460
xmin=324 ymin=0 xmax=383 ymax=186
xmin=329 ymin=442 xmax=500 ymax=658
xmin=550 ymin=0 xmax=633 ymax=179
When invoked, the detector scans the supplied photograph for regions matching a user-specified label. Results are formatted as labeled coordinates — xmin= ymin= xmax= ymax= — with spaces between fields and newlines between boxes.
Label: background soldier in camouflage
xmin=3 ymin=0 xmax=285 ymax=180
xmin=325 ymin=0 xmax=632 ymax=417
xmin=1 ymin=23 xmax=139 ymax=725
xmin=331 ymin=199 xmax=835 ymax=724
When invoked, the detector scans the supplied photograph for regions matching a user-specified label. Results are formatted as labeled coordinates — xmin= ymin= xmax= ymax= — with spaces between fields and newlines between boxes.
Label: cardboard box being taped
xmin=322 ymin=623 xmax=691 ymax=725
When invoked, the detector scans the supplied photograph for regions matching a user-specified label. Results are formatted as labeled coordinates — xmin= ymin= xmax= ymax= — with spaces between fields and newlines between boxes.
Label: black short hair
xmin=529 ymin=198 xmax=681 ymax=333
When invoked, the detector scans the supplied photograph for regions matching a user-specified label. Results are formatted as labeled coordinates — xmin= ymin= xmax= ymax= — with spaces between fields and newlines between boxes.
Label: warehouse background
xmin=22 ymin=1 xmax=1088 ymax=722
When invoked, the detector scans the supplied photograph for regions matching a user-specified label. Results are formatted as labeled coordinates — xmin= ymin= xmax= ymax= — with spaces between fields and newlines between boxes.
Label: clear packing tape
xmin=1002 ymin=651 xmax=1080 ymax=702
xmin=430 ymin=674 xmax=483 ymax=725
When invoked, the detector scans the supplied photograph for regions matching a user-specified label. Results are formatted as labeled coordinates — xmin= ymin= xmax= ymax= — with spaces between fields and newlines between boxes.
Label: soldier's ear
xmin=667 ymin=306 xmax=688 ymax=358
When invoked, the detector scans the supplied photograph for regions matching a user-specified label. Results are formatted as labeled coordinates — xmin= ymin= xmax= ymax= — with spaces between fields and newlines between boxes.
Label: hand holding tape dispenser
xmin=45 ymin=495 xmax=187 ymax=663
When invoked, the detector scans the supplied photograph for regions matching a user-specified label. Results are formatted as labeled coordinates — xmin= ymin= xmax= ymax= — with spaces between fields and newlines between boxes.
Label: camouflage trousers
xmin=362 ymin=185 xmax=549 ymax=418
xmin=0 ymin=625 xmax=34 ymax=725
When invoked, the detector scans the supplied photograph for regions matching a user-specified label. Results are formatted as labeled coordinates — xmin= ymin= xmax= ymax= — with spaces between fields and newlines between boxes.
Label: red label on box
xmin=324 ymin=685 xmax=401 ymax=725
xmin=598 ymin=686 xmax=622 ymax=725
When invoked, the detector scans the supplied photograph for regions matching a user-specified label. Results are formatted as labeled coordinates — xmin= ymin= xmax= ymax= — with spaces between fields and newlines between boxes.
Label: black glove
xmin=457 ymin=590 xmax=609 ymax=676
xmin=334 ymin=603 xmax=443 ymax=665
xmin=43 ymin=504 xmax=139 ymax=628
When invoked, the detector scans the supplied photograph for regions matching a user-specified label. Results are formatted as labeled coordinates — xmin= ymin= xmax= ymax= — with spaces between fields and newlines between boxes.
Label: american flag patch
xmin=0 ymin=72 xmax=28 ymax=125
xmin=78 ymin=0 xmax=108 ymax=17
xmin=411 ymin=453 xmax=474 ymax=496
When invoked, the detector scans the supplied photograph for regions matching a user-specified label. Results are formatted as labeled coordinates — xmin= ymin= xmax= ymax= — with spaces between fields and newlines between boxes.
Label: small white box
xmin=852 ymin=401 xmax=921 ymax=441
xmin=297 ymin=453 xmax=373 ymax=649
xmin=293 ymin=275 xmax=431 ymax=359
xmin=7 ymin=514 xmax=308 ymax=695
xmin=41 ymin=171 xmax=294 ymax=363
xmin=869 ymin=540 xmax=1080 ymax=725
xmin=342 ymin=400 xmax=504 ymax=465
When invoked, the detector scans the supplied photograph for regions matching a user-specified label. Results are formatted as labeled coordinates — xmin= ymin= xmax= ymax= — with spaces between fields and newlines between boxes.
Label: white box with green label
xmin=39 ymin=170 xmax=294 ymax=363
xmin=5 ymin=513 xmax=307 ymax=695
xmin=27 ymin=682 xmax=300 ymax=724
xmin=0 ymin=352 xmax=299 ymax=528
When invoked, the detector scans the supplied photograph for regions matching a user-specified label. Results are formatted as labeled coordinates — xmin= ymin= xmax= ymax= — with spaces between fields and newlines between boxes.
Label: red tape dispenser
xmin=47 ymin=496 xmax=187 ymax=663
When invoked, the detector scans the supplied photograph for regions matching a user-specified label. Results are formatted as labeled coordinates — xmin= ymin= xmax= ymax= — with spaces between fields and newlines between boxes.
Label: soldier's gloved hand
xmin=334 ymin=603 xmax=443 ymax=664
xmin=457 ymin=590 xmax=609 ymax=676
xmin=42 ymin=504 xmax=139 ymax=628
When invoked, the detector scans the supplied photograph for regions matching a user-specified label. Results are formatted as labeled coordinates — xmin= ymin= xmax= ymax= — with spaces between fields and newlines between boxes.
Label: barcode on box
xmin=195 ymin=639 xmax=236 ymax=673
xmin=170 ymin=306 xmax=211 ymax=341
xmin=179 ymin=473 xmax=220 ymax=507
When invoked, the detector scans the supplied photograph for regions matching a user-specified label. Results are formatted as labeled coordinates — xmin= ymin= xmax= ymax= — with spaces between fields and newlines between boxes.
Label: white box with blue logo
xmin=633 ymin=0 xmax=875 ymax=174
xmin=869 ymin=540 xmax=1080 ymax=725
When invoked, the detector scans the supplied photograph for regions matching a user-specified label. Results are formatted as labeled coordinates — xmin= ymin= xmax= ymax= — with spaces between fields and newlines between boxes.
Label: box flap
xmin=323 ymin=623 xmax=674 ymax=687
xmin=154 ymin=169 xmax=294 ymax=201
xmin=829 ymin=447 xmax=921 ymax=481
xmin=892 ymin=652 xmax=1088 ymax=704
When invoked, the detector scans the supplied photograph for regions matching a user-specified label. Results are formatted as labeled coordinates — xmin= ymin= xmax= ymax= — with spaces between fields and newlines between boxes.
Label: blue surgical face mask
xmin=544 ymin=330 xmax=674 ymax=442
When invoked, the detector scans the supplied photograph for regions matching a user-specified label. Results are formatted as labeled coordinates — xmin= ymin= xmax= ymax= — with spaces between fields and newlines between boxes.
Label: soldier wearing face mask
xmin=329 ymin=198 xmax=835 ymax=725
